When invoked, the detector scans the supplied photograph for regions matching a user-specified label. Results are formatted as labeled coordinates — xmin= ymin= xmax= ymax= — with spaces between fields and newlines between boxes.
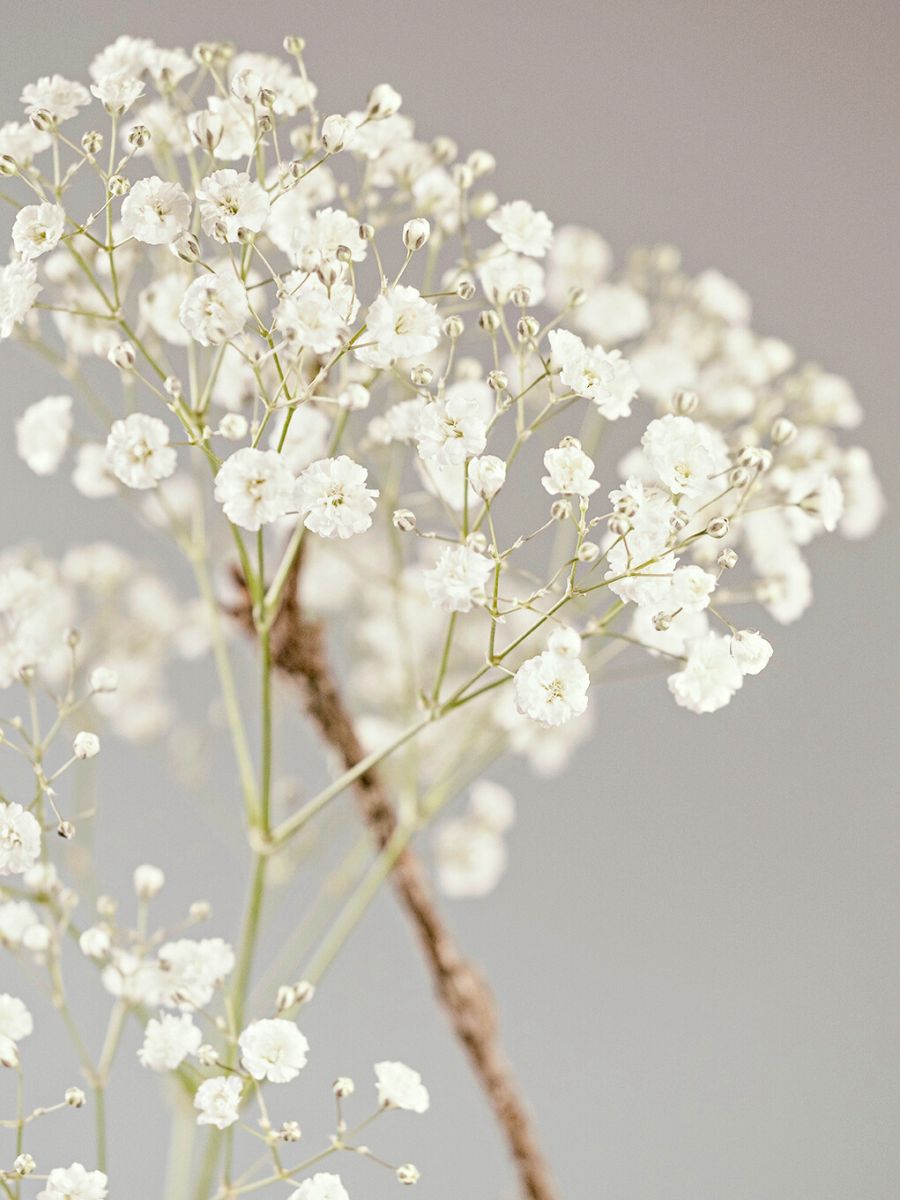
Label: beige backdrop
xmin=1 ymin=2 xmax=897 ymax=1197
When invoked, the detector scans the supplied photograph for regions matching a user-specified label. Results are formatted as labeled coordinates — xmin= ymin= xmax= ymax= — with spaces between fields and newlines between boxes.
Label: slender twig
xmin=230 ymin=550 xmax=558 ymax=1200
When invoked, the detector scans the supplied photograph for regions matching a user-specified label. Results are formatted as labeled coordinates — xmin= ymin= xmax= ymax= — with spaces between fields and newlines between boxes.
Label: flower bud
xmin=0 ymin=1037 xmax=19 ymax=1068
xmin=107 ymin=342 xmax=136 ymax=371
xmin=443 ymin=315 xmax=464 ymax=340
xmin=127 ymin=125 xmax=151 ymax=149
xmin=673 ymin=388 xmax=699 ymax=416
xmin=517 ymin=315 xmax=539 ymax=341
xmin=397 ymin=1164 xmax=420 ymax=1186
xmin=717 ymin=548 xmax=738 ymax=569
xmin=333 ymin=1076 xmax=355 ymax=1098
xmin=478 ymin=310 xmax=499 ymax=333
xmin=197 ymin=1044 xmax=219 ymax=1067
xmin=73 ymin=731 xmax=100 ymax=760
xmin=276 ymin=984 xmax=297 ymax=1011
xmin=231 ymin=68 xmax=261 ymax=105
xmin=280 ymin=1120 xmax=302 ymax=1142
xmin=770 ymin=416 xmax=797 ymax=446
xmin=410 ymin=363 xmax=433 ymax=388
xmin=79 ymin=927 xmax=110 ymax=959
xmin=189 ymin=110 xmax=223 ymax=151
xmin=108 ymin=174 xmax=129 ymax=197
xmin=456 ymin=278 xmax=475 ymax=300
xmin=431 ymin=135 xmax=457 ymax=162
xmin=509 ymin=284 xmax=532 ymax=308
xmin=468 ymin=455 xmax=507 ymax=501
xmin=81 ymin=130 xmax=103 ymax=155
xmin=728 ymin=466 xmax=749 ymax=487
xmin=30 ymin=109 xmax=55 ymax=133
xmin=292 ymin=979 xmax=315 ymax=1005
xmin=392 ymin=509 xmax=417 ymax=532
xmin=468 ymin=149 xmax=496 ymax=177
xmin=488 ymin=369 xmax=507 ymax=392
xmin=402 ymin=218 xmax=431 ymax=252
xmin=133 ymin=864 xmax=165 ymax=899
xmin=170 ymin=231 xmax=200 ymax=263
xmin=551 ymin=498 xmax=572 ymax=521
xmin=577 ymin=541 xmax=600 ymax=563
xmin=65 ymin=1087 xmax=86 ymax=1108
xmin=321 ymin=114 xmax=357 ymax=153
xmin=706 ymin=516 xmax=730 ymax=539
xmin=669 ymin=509 xmax=689 ymax=533
xmin=0 ymin=154 xmax=17 ymax=176
xmin=608 ymin=515 xmax=631 ymax=537
xmin=366 ymin=83 xmax=402 ymax=119
xmin=57 ymin=821 xmax=76 ymax=840
xmin=652 ymin=612 xmax=671 ymax=632
xmin=283 ymin=35 xmax=306 ymax=54
xmin=13 ymin=1154 xmax=35 ymax=1177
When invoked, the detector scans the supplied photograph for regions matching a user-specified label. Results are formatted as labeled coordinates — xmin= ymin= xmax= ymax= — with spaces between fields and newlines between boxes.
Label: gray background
xmin=2 ymin=1 xmax=898 ymax=1197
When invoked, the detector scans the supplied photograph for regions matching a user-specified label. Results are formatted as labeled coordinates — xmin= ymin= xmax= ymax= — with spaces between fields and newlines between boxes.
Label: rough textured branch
xmin=230 ymin=553 xmax=558 ymax=1200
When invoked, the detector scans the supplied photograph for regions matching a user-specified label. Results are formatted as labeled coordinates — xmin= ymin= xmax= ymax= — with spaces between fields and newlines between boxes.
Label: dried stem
xmin=230 ymin=552 xmax=559 ymax=1200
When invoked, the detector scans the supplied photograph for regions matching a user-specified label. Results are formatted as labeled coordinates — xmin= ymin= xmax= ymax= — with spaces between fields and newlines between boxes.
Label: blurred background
xmin=1 ymin=2 xmax=898 ymax=1197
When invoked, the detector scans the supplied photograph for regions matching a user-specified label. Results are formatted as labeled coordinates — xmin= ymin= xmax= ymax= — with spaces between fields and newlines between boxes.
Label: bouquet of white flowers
xmin=0 ymin=32 xmax=883 ymax=1200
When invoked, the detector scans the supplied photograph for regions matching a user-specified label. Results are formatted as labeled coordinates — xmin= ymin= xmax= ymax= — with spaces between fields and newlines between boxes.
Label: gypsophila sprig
xmin=0 ymin=29 xmax=883 ymax=1200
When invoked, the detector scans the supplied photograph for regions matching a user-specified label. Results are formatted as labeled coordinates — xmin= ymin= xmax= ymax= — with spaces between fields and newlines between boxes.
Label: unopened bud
xmin=108 ymin=174 xmax=129 ymax=197
xmin=478 ymin=310 xmax=500 ymax=333
xmin=517 ymin=315 xmax=540 ymax=341
xmin=442 ymin=314 xmax=464 ymax=340
xmin=706 ymin=516 xmax=730 ymax=539
xmin=128 ymin=125 xmax=151 ymax=149
xmin=65 ymin=1087 xmax=86 ymax=1108
xmin=30 ymin=109 xmax=55 ymax=133
xmin=396 ymin=1164 xmax=420 ymax=1186
xmin=456 ymin=278 xmax=475 ymax=300
xmin=770 ymin=416 xmax=797 ymax=446
xmin=551 ymin=498 xmax=572 ymax=521
xmin=13 ymin=1153 xmax=35 ymax=1177
xmin=410 ymin=364 xmax=433 ymax=388
xmin=366 ymin=83 xmax=402 ymax=119
xmin=717 ymin=548 xmax=738 ymax=569
xmin=0 ymin=154 xmax=17 ymax=176
xmin=402 ymin=218 xmax=430 ymax=252
xmin=333 ymin=1076 xmax=355 ymax=1098
xmin=577 ymin=541 xmax=600 ymax=563
xmin=673 ymin=388 xmax=699 ymax=416
xmin=81 ymin=131 xmax=103 ymax=155
xmin=170 ymin=232 xmax=200 ymax=263
xmin=107 ymin=342 xmax=135 ymax=371
xmin=488 ymin=369 xmax=507 ymax=392
xmin=276 ymin=984 xmax=297 ymax=1012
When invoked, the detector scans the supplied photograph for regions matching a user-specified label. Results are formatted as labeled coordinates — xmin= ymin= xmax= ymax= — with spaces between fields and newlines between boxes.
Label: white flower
xmin=90 ymin=36 xmax=155 ymax=82
xmin=12 ymin=202 xmax=65 ymax=259
xmin=478 ymin=249 xmax=545 ymax=305
xmin=16 ymin=395 xmax=72 ymax=475
xmin=468 ymin=780 xmax=516 ymax=832
xmin=415 ymin=394 xmax=488 ymax=467
xmin=214 ymin=448 xmax=296 ymax=532
xmin=194 ymin=1075 xmax=242 ymax=1129
xmin=668 ymin=565 xmax=717 ymax=613
xmin=514 ymin=651 xmax=590 ymax=727
xmin=285 ymin=205 xmax=367 ymax=266
xmin=35 ymin=1163 xmax=107 ymax=1200
xmin=549 ymin=329 xmax=637 ymax=419
xmin=547 ymin=224 xmax=612 ymax=305
xmin=468 ymin=455 xmax=507 ymax=501
xmin=105 ymin=413 xmax=177 ymax=490
xmin=78 ymin=927 xmax=110 ymax=959
xmin=121 ymin=177 xmax=191 ymax=245
xmin=541 ymin=442 xmax=599 ymax=498
xmin=288 ymin=1173 xmax=350 ymax=1200
xmin=423 ymin=545 xmax=492 ymax=613
xmin=239 ymin=1018 xmax=309 ymax=1083
xmin=139 ymin=1013 xmax=202 ymax=1071
xmin=0 ymin=901 xmax=47 ymax=951
xmin=435 ymin=820 xmax=507 ymax=898
xmin=72 ymin=444 xmax=118 ymax=498
xmin=487 ymin=199 xmax=553 ymax=257
xmin=295 ymin=456 xmax=378 ymax=539
xmin=274 ymin=273 xmax=358 ymax=354
xmin=693 ymin=268 xmax=751 ymax=325
xmin=0 ymin=994 xmax=33 ymax=1042
xmin=90 ymin=73 xmax=145 ymax=115
xmin=0 ymin=121 xmax=51 ymax=165
xmin=374 ymin=1060 xmax=430 ymax=1112
xmin=90 ymin=666 xmax=118 ymax=693
xmin=366 ymin=286 xmax=440 ymax=359
xmin=179 ymin=272 xmax=248 ymax=346
xmin=20 ymin=75 xmax=90 ymax=122
xmin=134 ymin=864 xmax=165 ymax=898
xmin=547 ymin=626 xmax=582 ymax=658
xmin=667 ymin=632 xmax=743 ymax=713
xmin=576 ymin=283 xmax=650 ymax=345
xmin=0 ymin=258 xmax=40 ymax=338
xmin=730 ymin=630 xmax=773 ymax=676
xmin=197 ymin=169 xmax=270 ymax=241
xmin=157 ymin=937 xmax=235 ymax=1010
xmin=0 ymin=803 xmax=41 ymax=876
xmin=641 ymin=414 xmax=727 ymax=498
xmin=73 ymin=731 xmax=100 ymax=759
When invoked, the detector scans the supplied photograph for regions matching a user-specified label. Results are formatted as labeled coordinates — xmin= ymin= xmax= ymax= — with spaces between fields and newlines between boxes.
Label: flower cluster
xmin=0 ymin=30 xmax=883 ymax=1198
